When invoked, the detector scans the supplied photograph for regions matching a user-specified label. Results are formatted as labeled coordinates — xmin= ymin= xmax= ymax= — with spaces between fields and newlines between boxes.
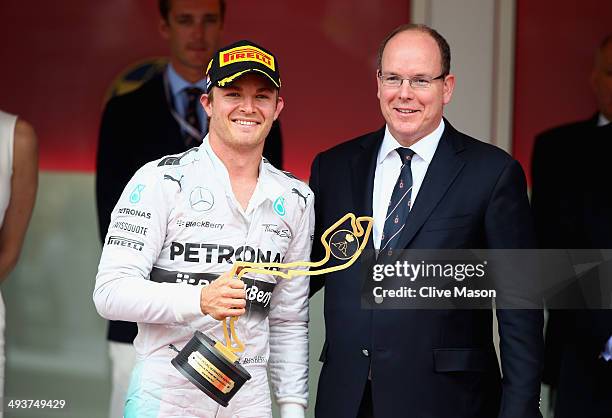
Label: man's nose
xmin=192 ymin=21 xmax=207 ymax=41
xmin=397 ymin=80 xmax=416 ymax=100
xmin=240 ymin=97 xmax=255 ymax=113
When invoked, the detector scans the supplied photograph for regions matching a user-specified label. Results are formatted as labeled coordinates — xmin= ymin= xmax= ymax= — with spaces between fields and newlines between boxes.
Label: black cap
xmin=205 ymin=40 xmax=281 ymax=93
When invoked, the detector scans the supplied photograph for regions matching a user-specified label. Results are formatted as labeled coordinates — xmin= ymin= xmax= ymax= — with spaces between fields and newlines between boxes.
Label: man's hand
xmin=200 ymin=270 xmax=246 ymax=320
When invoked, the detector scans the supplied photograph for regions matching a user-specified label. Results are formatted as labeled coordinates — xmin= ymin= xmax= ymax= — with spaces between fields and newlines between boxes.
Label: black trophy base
xmin=171 ymin=331 xmax=251 ymax=407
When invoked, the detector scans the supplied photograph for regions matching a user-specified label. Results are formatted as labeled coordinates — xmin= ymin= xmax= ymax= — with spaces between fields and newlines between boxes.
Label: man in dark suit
xmin=95 ymin=1 xmax=282 ymax=416
xmin=309 ymin=24 xmax=543 ymax=418
xmin=531 ymin=34 xmax=612 ymax=418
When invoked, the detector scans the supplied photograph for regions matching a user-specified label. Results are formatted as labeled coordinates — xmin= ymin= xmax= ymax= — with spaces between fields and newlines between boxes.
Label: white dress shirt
xmin=166 ymin=63 xmax=207 ymax=135
xmin=372 ymin=119 xmax=445 ymax=249
xmin=602 ymin=337 xmax=612 ymax=362
xmin=597 ymin=113 xmax=610 ymax=127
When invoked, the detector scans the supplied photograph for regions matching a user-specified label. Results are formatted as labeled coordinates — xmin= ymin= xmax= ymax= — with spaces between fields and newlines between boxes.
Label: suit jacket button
xmin=362 ymin=349 xmax=370 ymax=357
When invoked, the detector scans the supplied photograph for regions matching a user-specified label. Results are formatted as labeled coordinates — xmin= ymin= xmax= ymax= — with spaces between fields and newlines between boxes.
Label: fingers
xmin=210 ymin=307 xmax=246 ymax=321
xmin=199 ymin=270 xmax=247 ymax=320
xmin=213 ymin=279 xmax=245 ymax=299
xmin=224 ymin=285 xmax=246 ymax=298
xmin=212 ymin=293 xmax=246 ymax=320
xmin=227 ymin=278 xmax=246 ymax=289
xmin=211 ymin=296 xmax=246 ymax=320
xmin=212 ymin=273 xmax=245 ymax=290
xmin=220 ymin=296 xmax=246 ymax=310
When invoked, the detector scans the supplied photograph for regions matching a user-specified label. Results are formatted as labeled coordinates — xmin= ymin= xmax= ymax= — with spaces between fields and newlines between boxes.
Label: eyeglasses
xmin=377 ymin=72 xmax=446 ymax=89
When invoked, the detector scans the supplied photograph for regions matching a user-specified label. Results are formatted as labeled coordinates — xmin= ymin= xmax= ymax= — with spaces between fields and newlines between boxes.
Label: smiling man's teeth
xmin=397 ymin=109 xmax=417 ymax=114
xmin=235 ymin=120 xmax=257 ymax=126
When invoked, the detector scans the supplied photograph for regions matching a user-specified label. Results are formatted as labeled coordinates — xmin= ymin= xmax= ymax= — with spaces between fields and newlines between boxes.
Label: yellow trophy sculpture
xmin=171 ymin=213 xmax=374 ymax=406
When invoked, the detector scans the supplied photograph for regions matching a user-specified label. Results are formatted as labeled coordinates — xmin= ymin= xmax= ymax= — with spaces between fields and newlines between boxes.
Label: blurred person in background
xmin=0 ymin=110 xmax=38 ymax=417
xmin=531 ymin=33 xmax=612 ymax=418
xmin=95 ymin=1 xmax=283 ymax=416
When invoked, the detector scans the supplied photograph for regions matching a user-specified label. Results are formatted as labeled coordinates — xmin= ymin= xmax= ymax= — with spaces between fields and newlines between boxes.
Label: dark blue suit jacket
xmin=531 ymin=116 xmax=612 ymax=418
xmin=309 ymin=121 xmax=543 ymax=418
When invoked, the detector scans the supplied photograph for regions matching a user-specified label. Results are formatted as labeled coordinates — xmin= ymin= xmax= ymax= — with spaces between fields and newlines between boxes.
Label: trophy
xmin=171 ymin=213 xmax=374 ymax=406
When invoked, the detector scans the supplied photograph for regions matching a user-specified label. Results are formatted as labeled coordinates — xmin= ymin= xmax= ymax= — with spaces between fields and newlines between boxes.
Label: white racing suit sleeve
xmin=93 ymin=163 xmax=203 ymax=325
xmin=279 ymin=402 xmax=306 ymax=418
xmin=269 ymin=191 xmax=315 ymax=410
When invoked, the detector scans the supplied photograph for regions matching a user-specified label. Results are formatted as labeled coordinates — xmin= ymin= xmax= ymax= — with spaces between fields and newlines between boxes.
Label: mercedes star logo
xmin=189 ymin=187 xmax=214 ymax=212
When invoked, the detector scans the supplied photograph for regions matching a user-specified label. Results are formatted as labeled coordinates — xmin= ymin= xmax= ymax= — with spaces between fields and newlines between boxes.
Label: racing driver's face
xmin=202 ymin=73 xmax=284 ymax=152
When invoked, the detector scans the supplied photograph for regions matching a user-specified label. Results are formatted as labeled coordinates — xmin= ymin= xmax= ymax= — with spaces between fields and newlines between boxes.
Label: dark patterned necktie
xmin=380 ymin=148 xmax=416 ymax=256
xmin=184 ymin=87 xmax=203 ymax=147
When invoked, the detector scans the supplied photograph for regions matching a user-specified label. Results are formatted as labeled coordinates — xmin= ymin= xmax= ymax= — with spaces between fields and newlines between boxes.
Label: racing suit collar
xmin=258 ymin=158 xmax=286 ymax=204
xmin=200 ymin=136 xmax=285 ymax=213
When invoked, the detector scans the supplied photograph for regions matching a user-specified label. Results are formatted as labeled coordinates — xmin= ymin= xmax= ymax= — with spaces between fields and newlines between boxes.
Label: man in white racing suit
xmin=94 ymin=40 xmax=313 ymax=418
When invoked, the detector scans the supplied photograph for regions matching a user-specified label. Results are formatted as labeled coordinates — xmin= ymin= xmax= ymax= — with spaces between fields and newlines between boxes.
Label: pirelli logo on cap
xmin=220 ymin=46 xmax=275 ymax=71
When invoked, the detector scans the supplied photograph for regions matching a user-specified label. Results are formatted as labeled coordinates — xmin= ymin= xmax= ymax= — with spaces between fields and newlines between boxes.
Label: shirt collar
xmin=258 ymin=160 xmax=286 ymax=202
xmin=377 ymin=119 xmax=445 ymax=165
xmin=166 ymin=63 xmax=206 ymax=96
xmin=598 ymin=113 xmax=610 ymax=127
xmin=200 ymin=135 xmax=284 ymax=204
xmin=201 ymin=134 xmax=230 ymax=189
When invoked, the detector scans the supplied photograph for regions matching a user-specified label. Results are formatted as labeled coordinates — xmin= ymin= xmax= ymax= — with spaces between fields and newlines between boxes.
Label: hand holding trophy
xmin=199 ymin=271 xmax=247 ymax=321
xmin=170 ymin=213 xmax=374 ymax=406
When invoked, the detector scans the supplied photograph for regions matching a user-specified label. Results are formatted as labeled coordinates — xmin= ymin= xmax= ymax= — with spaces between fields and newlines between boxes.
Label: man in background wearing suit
xmin=531 ymin=34 xmax=612 ymax=418
xmin=95 ymin=1 xmax=282 ymax=416
xmin=309 ymin=24 xmax=543 ymax=418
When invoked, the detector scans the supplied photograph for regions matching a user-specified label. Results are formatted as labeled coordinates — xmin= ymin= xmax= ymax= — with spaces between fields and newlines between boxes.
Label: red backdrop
xmin=513 ymin=0 xmax=612 ymax=183
xmin=0 ymin=0 xmax=410 ymax=178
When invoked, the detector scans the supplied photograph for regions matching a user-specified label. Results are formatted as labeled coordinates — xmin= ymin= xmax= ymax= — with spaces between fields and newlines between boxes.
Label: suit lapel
xmin=152 ymin=72 xmax=186 ymax=145
xmin=392 ymin=122 xmax=466 ymax=250
xmin=350 ymin=128 xmax=383 ymax=249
